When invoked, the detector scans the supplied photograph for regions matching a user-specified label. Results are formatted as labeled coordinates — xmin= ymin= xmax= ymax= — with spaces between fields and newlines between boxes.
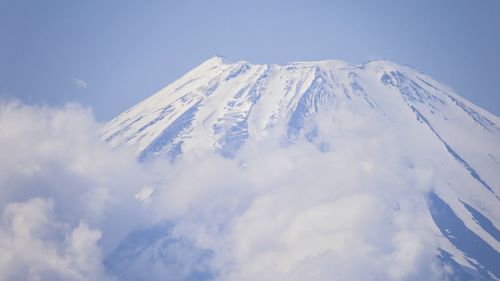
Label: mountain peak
xmin=100 ymin=56 xmax=500 ymax=280
xmin=102 ymin=56 xmax=499 ymax=161
xmin=206 ymin=54 xmax=230 ymax=65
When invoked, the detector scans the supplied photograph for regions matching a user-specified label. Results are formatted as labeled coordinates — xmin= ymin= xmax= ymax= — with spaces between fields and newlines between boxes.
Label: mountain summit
xmin=101 ymin=56 xmax=500 ymax=280
xmin=101 ymin=56 xmax=499 ymax=161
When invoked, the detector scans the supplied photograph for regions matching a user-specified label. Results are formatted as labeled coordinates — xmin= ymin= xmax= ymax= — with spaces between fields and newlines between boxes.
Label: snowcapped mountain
xmin=101 ymin=56 xmax=500 ymax=280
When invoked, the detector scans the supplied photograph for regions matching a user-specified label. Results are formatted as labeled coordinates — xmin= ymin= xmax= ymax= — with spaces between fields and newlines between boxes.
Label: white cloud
xmin=0 ymin=100 xmax=447 ymax=280
xmin=0 ymin=101 xmax=153 ymax=280
xmin=149 ymin=105 xmax=444 ymax=280
xmin=0 ymin=198 xmax=111 ymax=281
xmin=72 ymin=78 xmax=88 ymax=88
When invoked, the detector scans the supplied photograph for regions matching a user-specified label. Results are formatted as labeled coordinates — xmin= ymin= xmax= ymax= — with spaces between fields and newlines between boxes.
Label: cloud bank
xmin=0 ymin=101 xmax=447 ymax=280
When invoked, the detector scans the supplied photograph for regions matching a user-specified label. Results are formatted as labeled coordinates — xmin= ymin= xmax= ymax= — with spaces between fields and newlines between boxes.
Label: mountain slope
xmin=101 ymin=56 xmax=500 ymax=280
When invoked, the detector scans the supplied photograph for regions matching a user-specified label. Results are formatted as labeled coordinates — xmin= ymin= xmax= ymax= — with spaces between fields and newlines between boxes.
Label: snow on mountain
xmin=101 ymin=56 xmax=500 ymax=280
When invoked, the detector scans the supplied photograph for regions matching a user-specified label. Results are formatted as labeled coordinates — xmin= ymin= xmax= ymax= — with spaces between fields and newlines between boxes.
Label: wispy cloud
xmin=72 ymin=78 xmax=88 ymax=88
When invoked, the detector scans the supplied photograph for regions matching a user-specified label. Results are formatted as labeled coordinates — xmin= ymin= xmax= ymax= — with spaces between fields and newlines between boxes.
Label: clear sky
xmin=1 ymin=0 xmax=500 ymax=121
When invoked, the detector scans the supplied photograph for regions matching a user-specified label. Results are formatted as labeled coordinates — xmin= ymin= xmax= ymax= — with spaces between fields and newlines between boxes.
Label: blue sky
xmin=1 ymin=0 xmax=500 ymax=121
